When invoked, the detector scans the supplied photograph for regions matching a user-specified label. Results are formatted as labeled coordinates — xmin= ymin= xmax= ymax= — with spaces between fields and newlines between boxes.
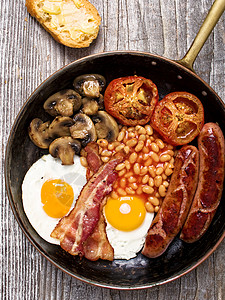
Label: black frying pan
xmin=5 ymin=0 xmax=225 ymax=289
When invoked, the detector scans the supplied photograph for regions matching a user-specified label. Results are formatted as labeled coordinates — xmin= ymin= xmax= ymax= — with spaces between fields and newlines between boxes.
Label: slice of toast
xmin=26 ymin=0 xmax=101 ymax=48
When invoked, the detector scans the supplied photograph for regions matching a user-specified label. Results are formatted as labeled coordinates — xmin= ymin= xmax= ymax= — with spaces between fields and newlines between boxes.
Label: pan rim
xmin=4 ymin=50 xmax=225 ymax=290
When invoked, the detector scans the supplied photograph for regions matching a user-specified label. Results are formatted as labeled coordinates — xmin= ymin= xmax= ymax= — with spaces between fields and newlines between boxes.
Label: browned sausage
xmin=142 ymin=145 xmax=199 ymax=258
xmin=180 ymin=123 xmax=225 ymax=243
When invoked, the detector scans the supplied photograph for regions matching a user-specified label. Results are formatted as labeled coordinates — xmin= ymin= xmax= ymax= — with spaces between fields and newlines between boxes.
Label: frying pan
xmin=5 ymin=0 xmax=225 ymax=290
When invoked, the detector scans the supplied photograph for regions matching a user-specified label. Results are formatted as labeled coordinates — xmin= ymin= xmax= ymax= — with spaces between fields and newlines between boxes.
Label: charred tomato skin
xmin=104 ymin=76 xmax=159 ymax=126
xmin=151 ymin=91 xmax=204 ymax=146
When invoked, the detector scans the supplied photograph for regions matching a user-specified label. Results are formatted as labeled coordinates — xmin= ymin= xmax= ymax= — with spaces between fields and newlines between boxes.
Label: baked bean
xmin=151 ymin=142 xmax=159 ymax=153
xmin=136 ymin=186 xmax=143 ymax=195
xmin=117 ymin=131 xmax=125 ymax=142
xmin=155 ymin=138 xmax=164 ymax=149
xmin=113 ymin=141 xmax=120 ymax=147
xmin=125 ymin=187 xmax=135 ymax=195
xmin=101 ymin=156 xmax=110 ymax=163
xmin=160 ymin=154 xmax=171 ymax=162
xmin=115 ymin=144 xmax=125 ymax=152
xmin=99 ymin=146 xmax=103 ymax=154
xmin=162 ymin=174 xmax=167 ymax=180
xmin=128 ymin=176 xmax=136 ymax=183
xmin=155 ymin=192 xmax=160 ymax=198
xmin=146 ymin=138 xmax=152 ymax=147
xmin=124 ymin=171 xmax=134 ymax=178
xmin=120 ymin=178 xmax=127 ymax=188
xmin=126 ymin=138 xmax=138 ymax=147
xmin=150 ymin=152 xmax=160 ymax=162
xmin=80 ymin=157 xmax=88 ymax=167
xmin=142 ymin=174 xmax=149 ymax=184
xmin=123 ymin=145 xmax=130 ymax=154
xmin=142 ymin=185 xmax=154 ymax=194
xmin=135 ymin=141 xmax=144 ymax=152
xmin=144 ymin=157 xmax=153 ymax=166
xmin=113 ymin=181 xmax=119 ymax=189
xmin=148 ymin=196 xmax=160 ymax=206
xmin=128 ymin=132 xmax=136 ymax=138
xmin=115 ymin=163 xmax=126 ymax=171
xmin=133 ymin=163 xmax=141 ymax=175
xmin=135 ymin=125 xmax=141 ymax=131
xmin=168 ymin=144 xmax=174 ymax=150
xmin=118 ymin=169 xmax=126 ymax=177
xmin=108 ymin=143 xmax=115 ymax=150
xmin=117 ymin=188 xmax=127 ymax=196
xmin=101 ymin=149 xmax=112 ymax=157
xmin=111 ymin=191 xmax=119 ymax=199
xmin=97 ymin=139 xmax=108 ymax=147
xmin=154 ymin=175 xmax=162 ymax=187
xmin=154 ymin=206 xmax=160 ymax=213
xmin=148 ymin=166 xmax=156 ymax=177
xmin=163 ymin=181 xmax=169 ymax=187
xmin=139 ymin=134 xmax=146 ymax=141
xmin=145 ymin=124 xmax=153 ymax=136
xmin=165 ymin=167 xmax=173 ymax=176
xmin=138 ymin=127 xmax=146 ymax=135
xmin=125 ymin=160 xmax=131 ymax=170
xmin=145 ymin=201 xmax=154 ymax=213
xmin=143 ymin=153 xmax=150 ymax=161
xmin=142 ymin=146 xmax=149 ymax=154
xmin=140 ymin=166 xmax=148 ymax=176
xmin=159 ymin=184 xmax=166 ymax=197
xmin=170 ymin=157 xmax=175 ymax=164
xmin=163 ymin=149 xmax=174 ymax=156
xmin=148 ymin=177 xmax=154 ymax=187
xmin=156 ymin=167 xmax=163 ymax=175
xmin=128 ymin=126 xmax=135 ymax=132
xmin=130 ymin=182 xmax=138 ymax=190
xmin=137 ymin=154 xmax=143 ymax=163
xmin=129 ymin=152 xmax=138 ymax=163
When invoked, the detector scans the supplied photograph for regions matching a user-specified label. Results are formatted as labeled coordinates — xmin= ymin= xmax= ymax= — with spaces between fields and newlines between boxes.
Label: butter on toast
xmin=26 ymin=0 xmax=101 ymax=48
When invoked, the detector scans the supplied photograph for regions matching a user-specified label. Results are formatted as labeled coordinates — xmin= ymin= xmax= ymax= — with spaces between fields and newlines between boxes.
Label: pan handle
xmin=176 ymin=0 xmax=225 ymax=72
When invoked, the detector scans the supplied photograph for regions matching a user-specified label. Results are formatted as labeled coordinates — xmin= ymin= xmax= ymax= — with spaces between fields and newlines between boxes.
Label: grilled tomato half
xmin=104 ymin=76 xmax=158 ymax=126
xmin=151 ymin=91 xmax=204 ymax=146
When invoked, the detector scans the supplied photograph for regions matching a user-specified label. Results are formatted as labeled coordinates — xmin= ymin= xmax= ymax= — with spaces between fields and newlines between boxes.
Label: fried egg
xmin=22 ymin=154 xmax=86 ymax=244
xmin=104 ymin=196 xmax=154 ymax=260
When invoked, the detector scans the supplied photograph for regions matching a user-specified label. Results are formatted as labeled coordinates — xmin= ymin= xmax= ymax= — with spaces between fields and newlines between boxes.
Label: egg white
xmin=104 ymin=209 xmax=154 ymax=260
xmin=22 ymin=154 xmax=86 ymax=244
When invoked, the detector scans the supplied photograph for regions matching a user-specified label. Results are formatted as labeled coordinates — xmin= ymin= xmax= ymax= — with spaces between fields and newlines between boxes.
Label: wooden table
xmin=1 ymin=0 xmax=224 ymax=299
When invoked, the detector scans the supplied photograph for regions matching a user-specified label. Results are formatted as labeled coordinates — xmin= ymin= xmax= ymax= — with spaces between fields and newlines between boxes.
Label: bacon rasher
xmin=82 ymin=142 xmax=114 ymax=260
xmin=85 ymin=142 xmax=103 ymax=180
xmin=51 ymin=153 xmax=123 ymax=256
xmin=83 ymin=199 xmax=114 ymax=261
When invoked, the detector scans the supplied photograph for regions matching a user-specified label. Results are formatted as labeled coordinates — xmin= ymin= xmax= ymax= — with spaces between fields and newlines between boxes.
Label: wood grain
xmin=0 ymin=0 xmax=224 ymax=299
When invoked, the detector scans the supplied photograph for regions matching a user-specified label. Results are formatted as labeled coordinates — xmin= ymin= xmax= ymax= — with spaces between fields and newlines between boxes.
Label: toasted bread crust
xmin=26 ymin=0 xmax=101 ymax=48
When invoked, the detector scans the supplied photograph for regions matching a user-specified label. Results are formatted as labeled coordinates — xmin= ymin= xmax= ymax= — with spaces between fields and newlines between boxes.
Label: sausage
xmin=142 ymin=145 xmax=199 ymax=258
xmin=180 ymin=123 xmax=225 ymax=243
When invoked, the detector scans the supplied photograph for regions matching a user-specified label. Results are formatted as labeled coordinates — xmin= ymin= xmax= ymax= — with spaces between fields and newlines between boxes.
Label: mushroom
xmin=97 ymin=94 xmax=104 ymax=110
xmin=92 ymin=111 xmax=119 ymax=142
xmin=28 ymin=118 xmax=52 ymax=149
xmin=48 ymin=116 xmax=74 ymax=139
xmin=43 ymin=89 xmax=82 ymax=117
xmin=81 ymin=97 xmax=99 ymax=115
xmin=73 ymin=74 xmax=106 ymax=98
xmin=49 ymin=137 xmax=81 ymax=165
xmin=70 ymin=113 xmax=97 ymax=147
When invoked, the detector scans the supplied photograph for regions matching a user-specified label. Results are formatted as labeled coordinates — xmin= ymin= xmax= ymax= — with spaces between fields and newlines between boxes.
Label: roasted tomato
xmin=151 ymin=91 xmax=204 ymax=146
xmin=104 ymin=76 xmax=158 ymax=126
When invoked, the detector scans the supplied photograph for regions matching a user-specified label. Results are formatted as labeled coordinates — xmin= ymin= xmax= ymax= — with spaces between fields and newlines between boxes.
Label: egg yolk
xmin=41 ymin=179 xmax=74 ymax=218
xmin=104 ymin=196 xmax=146 ymax=231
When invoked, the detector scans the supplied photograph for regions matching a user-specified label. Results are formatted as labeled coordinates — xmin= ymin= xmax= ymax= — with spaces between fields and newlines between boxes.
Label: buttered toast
xmin=26 ymin=0 xmax=101 ymax=48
